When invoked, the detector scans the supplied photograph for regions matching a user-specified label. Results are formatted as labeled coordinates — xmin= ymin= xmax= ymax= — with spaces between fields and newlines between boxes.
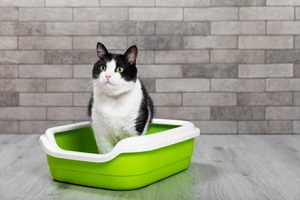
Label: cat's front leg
xmin=94 ymin=135 xmax=115 ymax=154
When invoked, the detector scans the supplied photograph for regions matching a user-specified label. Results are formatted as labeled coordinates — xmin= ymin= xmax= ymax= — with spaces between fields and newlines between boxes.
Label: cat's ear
xmin=96 ymin=42 xmax=108 ymax=60
xmin=124 ymin=45 xmax=138 ymax=65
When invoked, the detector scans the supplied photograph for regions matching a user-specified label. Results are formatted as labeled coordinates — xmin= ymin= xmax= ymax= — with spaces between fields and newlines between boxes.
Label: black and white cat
xmin=88 ymin=42 xmax=154 ymax=154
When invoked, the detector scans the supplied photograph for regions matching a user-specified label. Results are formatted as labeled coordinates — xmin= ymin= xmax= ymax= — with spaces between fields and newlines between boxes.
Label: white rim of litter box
xmin=40 ymin=118 xmax=200 ymax=163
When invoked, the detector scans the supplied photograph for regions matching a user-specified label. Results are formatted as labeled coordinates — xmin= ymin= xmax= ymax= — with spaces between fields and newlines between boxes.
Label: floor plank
xmin=0 ymin=135 xmax=300 ymax=200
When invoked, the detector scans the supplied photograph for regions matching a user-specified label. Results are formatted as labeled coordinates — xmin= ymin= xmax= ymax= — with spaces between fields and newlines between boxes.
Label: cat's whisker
xmin=85 ymin=80 xmax=97 ymax=91
xmin=85 ymin=84 xmax=93 ymax=91
xmin=92 ymin=81 xmax=101 ymax=87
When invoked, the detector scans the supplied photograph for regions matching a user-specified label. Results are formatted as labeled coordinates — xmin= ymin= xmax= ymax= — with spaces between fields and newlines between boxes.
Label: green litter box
xmin=40 ymin=119 xmax=200 ymax=190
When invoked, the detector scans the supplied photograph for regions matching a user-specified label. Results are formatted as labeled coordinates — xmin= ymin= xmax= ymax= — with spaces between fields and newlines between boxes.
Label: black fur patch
xmin=92 ymin=53 xmax=137 ymax=82
xmin=88 ymin=93 xmax=93 ymax=118
xmin=135 ymin=80 xmax=154 ymax=135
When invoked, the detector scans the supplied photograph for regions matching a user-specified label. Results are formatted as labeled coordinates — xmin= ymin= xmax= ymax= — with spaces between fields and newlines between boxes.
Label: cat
xmin=88 ymin=42 xmax=154 ymax=154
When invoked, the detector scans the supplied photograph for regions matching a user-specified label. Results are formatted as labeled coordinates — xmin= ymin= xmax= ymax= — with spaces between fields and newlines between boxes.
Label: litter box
xmin=40 ymin=119 xmax=200 ymax=190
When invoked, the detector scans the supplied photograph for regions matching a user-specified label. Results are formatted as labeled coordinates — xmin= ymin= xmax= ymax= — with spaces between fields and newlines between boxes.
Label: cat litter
xmin=40 ymin=119 xmax=200 ymax=190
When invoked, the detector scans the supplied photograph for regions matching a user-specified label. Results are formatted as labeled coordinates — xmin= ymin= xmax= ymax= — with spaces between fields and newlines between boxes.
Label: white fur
xmin=91 ymin=59 xmax=144 ymax=154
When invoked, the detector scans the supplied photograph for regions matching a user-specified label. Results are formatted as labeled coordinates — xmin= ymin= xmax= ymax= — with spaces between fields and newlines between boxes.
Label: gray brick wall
xmin=0 ymin=0 xmax=299 ymax=134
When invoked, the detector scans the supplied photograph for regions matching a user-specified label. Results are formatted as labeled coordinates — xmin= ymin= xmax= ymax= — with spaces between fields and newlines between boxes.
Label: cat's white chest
xmin=92 ymin=80 xmax=142 ymax=138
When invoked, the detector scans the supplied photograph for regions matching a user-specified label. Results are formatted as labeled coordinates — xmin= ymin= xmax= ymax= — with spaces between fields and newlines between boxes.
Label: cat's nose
xmin=105 ymin=75 xmax=111 ymax=80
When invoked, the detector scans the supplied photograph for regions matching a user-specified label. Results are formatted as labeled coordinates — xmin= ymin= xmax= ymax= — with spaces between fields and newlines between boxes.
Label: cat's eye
xmin=99 ymin=65 xmax=106 ymax=71
xmin=116 ymin=67 xmax=124 ymax=73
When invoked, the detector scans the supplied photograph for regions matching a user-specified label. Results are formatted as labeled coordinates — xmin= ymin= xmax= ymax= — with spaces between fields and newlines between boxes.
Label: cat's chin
xmin=95 ymin=86 xmax=130 ymax=98
xmin=103 ymin=82 xmax=115 ymax=86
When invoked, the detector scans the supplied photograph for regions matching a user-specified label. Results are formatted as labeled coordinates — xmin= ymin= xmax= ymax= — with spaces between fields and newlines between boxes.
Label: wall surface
xmin=0 ymin=0 xmax=299 ymax=134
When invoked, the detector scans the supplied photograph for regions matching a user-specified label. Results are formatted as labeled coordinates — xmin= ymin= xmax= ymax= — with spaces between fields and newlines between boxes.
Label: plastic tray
xmin=40 ymin=119 xmax=200 ymax=190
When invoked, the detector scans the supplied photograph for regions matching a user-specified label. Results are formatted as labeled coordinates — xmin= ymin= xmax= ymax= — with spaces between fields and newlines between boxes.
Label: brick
xmin=211 ymin=79 xmax=265 ymax=92
xmin=268 ymin=22 xmax=300 ymax=35
xmin=193 ymin=121 xmax=237 ymax=134
xmin=74 ymin=8 xmax=127 ymax=21
xmin=239 ymin=36 xmax=293 ymax=49
xmin=140 ymin=78 xmax=155 ymax=92
xmin=0 ymin=121 xmax=19 ymax=134
xmin=0 ymin=79 xmax=45 ymax=92
xmin=184 ymin=8 xmax=238 ymax=21
xmin=267 ymin=0 xmax=300 ymax=5
xmin=19 ymin=37 xmax=72 ymax=50
xmin=184 ymin=36 xmax=237 ymax=49
xmin=183 ymin=93 xmax=236 ymax=106
xmin=0 ymin=8 xmax=17 ymax=21
xmin=240 ymin=7 xmax=294 ymax=20
xmin=46 ymin=22 xmax=99 ymax=36
xmin=156 ymin=107 xmax=210 ymax=120
xmin=297 ymin=8 xmax=300 ymax=19
xmin=0 ymin=22 xmax=44 ymax=36
xmin=149 ymin=93 xmax=182 ymax=106
xmin=20 ymin=93 xmax=72 ymax=106
xmin=266 ymin=107 xmax=300 ymax=120
xmin=128 ymin=22 xmax=155 ymax=35
xmin=46 ymin=0 xmax=98 ymax=7
xmin=137 ymin=51 xmax=155 ymax=64
xmin=0 ymin=0 xmax=43 ymax=7
xmin=100 ymin=22 xmax=131 ymax=36
xmin=211 ymin=0 xmax=265 ymax=6
xmin=73 ymin=37 xmax=127 ymax=50
xmin=183 ymin=64 xmax=238 ymax=78
xmin=19 ymin=65 xmax=72 ymax=78
xmin=0 ymin=37 xmax=17 ymax=49
xmin=266 ymin=50 xmax=300 ymax=63
xmin=19 ymin=8 xmax=72 ymax=21
xmin=211 ymin=50 xmax=265 ymax=64
xmin=0 ymin=65 xmax=18 ymax=78
xmin=293 ymin=121 xmax=300 ymax=134
xmin=74 ymin=65 xmax=93 ymax=78
xmin=267 ymin=79 xmax=300 ymax=92
xmin=0 ymin=107 xmax=46 ymax=120
xmin=211 ymin=21 xmax=265 ymax=35
xmin=211 ymin=107 xmax=265 ymax=120
xmin=138 ymin=65 xmax=182 ymax=78
xmin=296 ymin=37 xmax=300 ymax=49
xmin=128 ymin=36 xmax=183 ymax=50
xmin=156 ymin=22 xmax=209 ymax=35
xmin=47 ymin=79 xmax=90 ymax=92
xmin=268 ymin=121 xmax=293 ymax=134
xmin=0 ymin=51 xmax=44 ymax=64
xmin=47 ymin=107 xmax=88 ymax=120
xmin=238 ymin=121 xmax=292 ymax=134
xmin=292 ymin=92 xmax=300 ymax=105
xmin=239 ymin=64 xmax=293 ymax=78
xmin=0 ymin=93 xmax=18 ymax=106
xmin=156 ymin=0 xmax=209 ymax=6
xmin=295 ymin=64 xmax=300 ymax=77
xmin=101 ymin=22 xmax=155 ymax=36
xmin=155 ymin=50 xmax=209 ymax=64
xmin=156 ymin=79 xmax=209 ymax=92
xmin=238 ymin=92 xmax=292 ymax=106
xmin=129 ymin=8 xmax=183 ymax=21
xmin=102 ymin=0 xmax=154 ymax=6
xmin=20 ymin=121 xmax=72 ymax=134
xmin=45 ymin=50 xmax=95 ymax=64
xmin=74 ymin=93 xmax=91 ymax=106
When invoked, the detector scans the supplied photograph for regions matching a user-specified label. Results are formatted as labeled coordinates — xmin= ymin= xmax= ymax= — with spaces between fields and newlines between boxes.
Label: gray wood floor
xmin=0 ymin=134 xmax=300 ymax=200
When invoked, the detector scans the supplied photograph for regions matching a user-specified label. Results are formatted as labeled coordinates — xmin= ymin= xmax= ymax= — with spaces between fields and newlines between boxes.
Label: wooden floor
xmin=1 ymin=135 xmax=300 ymax=200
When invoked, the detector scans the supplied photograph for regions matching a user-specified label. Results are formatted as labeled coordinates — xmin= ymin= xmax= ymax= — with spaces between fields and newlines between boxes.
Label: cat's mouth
xmin=104 ymin=81 xmax=115 ymax=86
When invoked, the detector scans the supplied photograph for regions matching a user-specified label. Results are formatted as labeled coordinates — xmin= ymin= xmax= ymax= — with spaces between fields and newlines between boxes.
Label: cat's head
xmin=92 ymin=42 xmax=138 ymax=97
